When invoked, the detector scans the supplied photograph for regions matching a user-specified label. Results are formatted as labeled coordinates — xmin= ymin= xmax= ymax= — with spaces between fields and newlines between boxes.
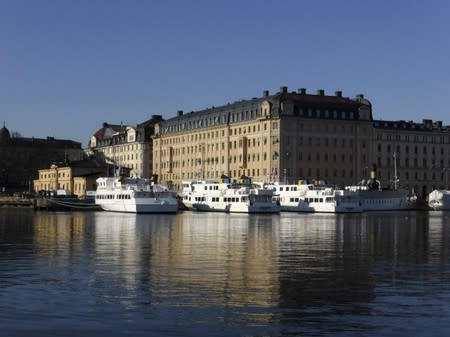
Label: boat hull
xmin=191 ymin=201 xmax=280 ymax=213
xmin=280 ymin=203 xmax=362 ymax=213
xmin=356 ymin=190 xmax=415 ymax=211
xmin=97 ymin=199 xmax=178 ymax=213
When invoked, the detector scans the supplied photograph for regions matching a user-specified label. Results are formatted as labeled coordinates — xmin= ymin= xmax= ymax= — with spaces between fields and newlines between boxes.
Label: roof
xmin=278 ymin=92 xmax=364 ymax=109
xmin=68 ymin=158 xmax=104 ymax=168
xmin=373 ymin=119 xmax=450 ymax=132
xmin=93 ymin=123 xmax=127 ymax=139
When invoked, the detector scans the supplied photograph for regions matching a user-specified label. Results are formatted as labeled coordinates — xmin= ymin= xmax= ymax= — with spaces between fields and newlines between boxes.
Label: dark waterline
xmin=0 ymin=209 xmax=449 ymax=336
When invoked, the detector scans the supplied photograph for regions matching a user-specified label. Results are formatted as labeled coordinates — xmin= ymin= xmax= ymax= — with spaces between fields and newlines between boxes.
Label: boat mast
xmin=393 ymin=152 xmax=398 ymax=190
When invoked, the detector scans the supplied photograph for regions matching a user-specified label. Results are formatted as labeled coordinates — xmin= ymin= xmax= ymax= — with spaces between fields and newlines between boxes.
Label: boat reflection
xmin=22 ymin=209 xmax=450 ymax=323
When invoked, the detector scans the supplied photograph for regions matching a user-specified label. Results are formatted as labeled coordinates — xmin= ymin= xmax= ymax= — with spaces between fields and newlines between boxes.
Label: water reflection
xmin=0 ymin=209 xmax=450 ymax=336
xmin=91 ymin=212 xmax=281 ymax=313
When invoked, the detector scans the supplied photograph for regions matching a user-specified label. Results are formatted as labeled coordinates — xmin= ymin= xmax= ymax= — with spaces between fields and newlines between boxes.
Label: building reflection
xmin=33 ymin=211 xmax=88 ymax=258
xmin=91 ymin=212 xmax=177 ymax=296
xmin=144 ymin=212 xmax=280 ymax=309
xmin=16 ymin=209 xmax=450 ymax=324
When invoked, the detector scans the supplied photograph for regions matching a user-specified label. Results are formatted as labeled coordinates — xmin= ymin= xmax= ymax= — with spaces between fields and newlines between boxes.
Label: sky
xmin=1 ymin=0 xmax=450 ymax=147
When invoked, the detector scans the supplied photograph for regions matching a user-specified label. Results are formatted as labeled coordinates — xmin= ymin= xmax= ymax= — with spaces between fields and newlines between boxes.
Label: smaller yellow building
xmin=33 ymin=159 xmax=110 ymax=198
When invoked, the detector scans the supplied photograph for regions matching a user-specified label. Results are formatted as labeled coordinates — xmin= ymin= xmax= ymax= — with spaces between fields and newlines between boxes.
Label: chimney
xmin=280 ymin=86 xmax=288 ymax=94
xmin=317 ymin=89 xmax=325 ymax=96
xmin=422 ymin=119 xmax=432 ymax=126
xmin=335 ymin=91 xmax=342 ymax=97
xmin=298 ymin=88 xmax=306 ymax=95
xmin=263 ymin=90 xmax=269 ymax=97
xmin=177 ymin=110 xmax=183 ymax=117
xmin=356 ymin=94 xmax=365 ymax=99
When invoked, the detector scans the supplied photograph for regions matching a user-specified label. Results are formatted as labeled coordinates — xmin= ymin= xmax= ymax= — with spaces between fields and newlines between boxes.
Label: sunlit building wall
xmin=153 ymin=86 xmax=373 ymax=191
xmin=153 ymin=86 xmax=450 ymax=197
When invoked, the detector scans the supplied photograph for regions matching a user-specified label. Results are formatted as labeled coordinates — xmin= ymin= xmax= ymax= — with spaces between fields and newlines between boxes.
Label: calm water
xmin=0 ymin=209 xmax=450 ymax=337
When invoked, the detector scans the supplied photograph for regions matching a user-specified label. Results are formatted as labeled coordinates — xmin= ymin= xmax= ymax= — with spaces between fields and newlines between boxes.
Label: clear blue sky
xmin=1 ymin=0 xmax=450 ymax=147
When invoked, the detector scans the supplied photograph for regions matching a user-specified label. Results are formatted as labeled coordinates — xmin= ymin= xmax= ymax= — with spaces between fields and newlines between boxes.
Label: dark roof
xmin=278 ymin=92 xmax=364 ymax=109
xmin=68 ymin=158 xmax=104 ymax=168
xmin=373 ymin=119 xmax=450 ymax=132
xmin=93 ymin=123 xmax=126 ymax=139
xmin=5 ymin=136 xmax=81 ymax=148
xmin=138 ymin=115 xmax=164 ymax=128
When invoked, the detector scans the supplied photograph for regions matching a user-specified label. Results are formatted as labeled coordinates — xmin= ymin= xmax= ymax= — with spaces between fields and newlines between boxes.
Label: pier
xmin=0 ymin=196 xmax=34 ymax=208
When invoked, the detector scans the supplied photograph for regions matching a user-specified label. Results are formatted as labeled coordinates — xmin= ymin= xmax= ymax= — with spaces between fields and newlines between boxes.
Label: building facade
xmin=372 ymin=119 xmax=450 ymax=197
xmin=0 ymin=124 xmax=84 ymax=193
xmin=88 ymin=115 xmax=163 ymax=179
xmin=152 ymin=86 xmax=372 ymax=190
xmin=152 ymin=86 xmax=450 ymax=198
xmin=33 ymin=159 xmax=111 ymax=197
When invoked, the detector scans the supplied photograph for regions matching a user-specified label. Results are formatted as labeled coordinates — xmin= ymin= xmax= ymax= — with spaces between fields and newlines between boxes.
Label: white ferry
xmin=428 ymin=189 xmax=450 ymax=210
xmin=181 ymin=176 xmax=280 ymax=213
xmin=264 ymin=181 xmax=362 ymax=213
xmin=95 ymin=177 xmax=178 ymax=213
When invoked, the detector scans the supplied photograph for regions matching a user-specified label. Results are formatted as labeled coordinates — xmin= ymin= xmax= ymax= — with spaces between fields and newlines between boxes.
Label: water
xmin=1 ymin=209 xmax=450 ymax=336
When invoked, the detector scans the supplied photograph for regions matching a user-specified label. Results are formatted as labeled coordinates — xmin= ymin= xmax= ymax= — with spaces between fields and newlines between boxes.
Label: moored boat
xmin=95 ymin=177 xmax=178 ymax=213
xmin=345 ymin=164 xmax=417 ymax=211
xmin=264 ymin=181 xmax=362 ymax=213
xmin=428 ymin=189 xmax=450 ymax=210
xmin=181 ymin=175 xmax=280 ymax=213
xmin=34 ymin=189 xmax=101 ymax=211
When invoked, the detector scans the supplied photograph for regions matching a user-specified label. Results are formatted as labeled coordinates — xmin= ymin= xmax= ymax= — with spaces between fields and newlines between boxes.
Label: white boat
xmin=345 ymin=185 xmax=416 ymax=211
xmin=95 ymin=177 xmax=178 ymax=213
xmin=428 ymin=189 xmax=450 ymax=210
xmin=264 ymin=182 xmax=362 ymax=213
xmin=181 ymin=176 xmax=280 ymax=213
xmin=345 ymin=163 xmax=416 ymax=211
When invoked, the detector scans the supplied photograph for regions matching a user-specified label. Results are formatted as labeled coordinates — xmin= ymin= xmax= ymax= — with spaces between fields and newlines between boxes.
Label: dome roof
xmin=0 ymin=124 xmax=11 ymax=143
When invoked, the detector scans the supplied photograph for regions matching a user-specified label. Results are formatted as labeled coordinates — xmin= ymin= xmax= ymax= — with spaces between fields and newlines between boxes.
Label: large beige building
xmin=152 ymin=86 xmax=450 ymax=198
